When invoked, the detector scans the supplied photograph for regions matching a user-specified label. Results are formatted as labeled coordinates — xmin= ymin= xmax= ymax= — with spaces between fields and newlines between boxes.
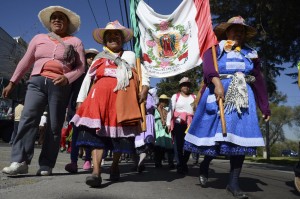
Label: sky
xmin=1 ymin=0 xmax=299 ymax=139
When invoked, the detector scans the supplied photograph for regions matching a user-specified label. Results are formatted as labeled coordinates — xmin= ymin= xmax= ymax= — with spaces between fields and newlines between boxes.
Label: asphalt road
xmin=0 ymin=142 xmax=299 ymax=199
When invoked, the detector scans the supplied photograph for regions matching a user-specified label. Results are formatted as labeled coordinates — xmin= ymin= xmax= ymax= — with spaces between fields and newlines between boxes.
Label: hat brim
xmin=85 ymin=49 xmax=99 ymax=55
xmin=179 ymin=81 xmax=192 ymax=86
xmin=38 ymin=6 xmax=81 ymax=35
xmin=159 ymin=97 xmax=170 ymax=100
xmin=92 ymin=28 xmax=133 ymax=44
xmin=214 ymin=22 xmax=257 ymax=41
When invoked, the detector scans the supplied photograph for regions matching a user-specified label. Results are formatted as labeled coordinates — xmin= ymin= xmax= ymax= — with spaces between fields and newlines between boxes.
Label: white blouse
xmin=76 ymin=51 xmax=150 ymax=103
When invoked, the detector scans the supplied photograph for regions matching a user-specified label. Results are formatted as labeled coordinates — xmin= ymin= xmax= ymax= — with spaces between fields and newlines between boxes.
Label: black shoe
xmin=199 ymin=175 xmax=208 ymax=187
xmin=130 ymin=166 xmax=138 ymax=172
xmin=109 ymin=168 xmax=120 ymax=181
xmin=168 ymin=163 xmax=175 ymax=170
xmin=155 ymin=163 xmax=162 ymax=168
xmin=183 ymin=165 xmax=189 ymax=174
xmin=86 ymin=175 xmax=102 ymax=188
xmin=137 ymin=165 xmax=145 ymax=173
xmin=177 ymin=166 xmax=187 ymax=174
xmin=226 ymin=185 xmax=248 ymax=199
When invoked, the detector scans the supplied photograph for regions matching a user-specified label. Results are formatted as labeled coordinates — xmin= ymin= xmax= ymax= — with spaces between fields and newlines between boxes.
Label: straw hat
xmin=92 ymin=20 xmax=133 ymax=44
xmin=179 ymin=77 xmax=191 ymax=86
xmin=85 ymin=48 xmax=99 ymax=55
xmin=159 ymin=94 xmax=170 ymax=100
xmin=38 ymin=6 xmax=81 ymax=35
xmin=214 ymin=16 xmax=257 ymax=41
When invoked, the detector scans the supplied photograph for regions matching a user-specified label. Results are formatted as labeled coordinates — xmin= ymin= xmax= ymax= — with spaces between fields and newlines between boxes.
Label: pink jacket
xmin=10 ymin=34 xmax=85 ymax=84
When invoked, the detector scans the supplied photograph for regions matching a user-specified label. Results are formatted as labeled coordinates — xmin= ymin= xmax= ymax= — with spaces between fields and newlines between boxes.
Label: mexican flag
xmin=131 ymin=0 xmax=218 ymax=78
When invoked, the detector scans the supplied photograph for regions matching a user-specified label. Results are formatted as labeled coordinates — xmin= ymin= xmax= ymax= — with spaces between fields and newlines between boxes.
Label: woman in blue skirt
xmin=184 ymin=16 xmax=271 ymax=199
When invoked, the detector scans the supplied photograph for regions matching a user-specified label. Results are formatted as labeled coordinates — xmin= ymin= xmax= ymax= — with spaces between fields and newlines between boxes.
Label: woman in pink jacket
xmin=2 ymin=6 xmax=85 ymax=176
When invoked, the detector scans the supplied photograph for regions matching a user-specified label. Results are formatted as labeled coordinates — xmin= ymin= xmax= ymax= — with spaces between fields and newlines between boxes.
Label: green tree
xmin=259 ymin=103 xmax=294 ymax=147
xmin=156 ymin=66 xmax=203 ymax=97
xmin=292 ymin=105 xmax=300 ymax=139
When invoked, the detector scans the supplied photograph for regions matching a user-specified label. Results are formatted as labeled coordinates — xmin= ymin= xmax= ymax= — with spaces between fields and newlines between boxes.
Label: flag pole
xmin=136 ymin=58 xmax=147 ymax=131
xmin=211 ymin=45 xmax=227 ymax=137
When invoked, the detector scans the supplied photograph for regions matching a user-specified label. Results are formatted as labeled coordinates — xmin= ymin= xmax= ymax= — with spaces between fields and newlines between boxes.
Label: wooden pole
xmin=211 ymin=45 xmax=227 ymax=137
xmin=136 ymin=57 xmax=147 ymax=131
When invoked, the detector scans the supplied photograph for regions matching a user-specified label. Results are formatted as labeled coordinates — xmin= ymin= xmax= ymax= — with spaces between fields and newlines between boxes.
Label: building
xmin=0 ymin=27 xmax=28 ymax=142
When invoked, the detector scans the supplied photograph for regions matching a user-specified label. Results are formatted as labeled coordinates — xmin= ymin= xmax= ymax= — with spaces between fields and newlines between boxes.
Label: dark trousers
xmin=172 ymin=123 xmax=191 ymax=167
xmin=71 ymin=124 xmax=91 ymax=163
xmin=11 ymin=76 xmax=70 ymax=168
xmin=154 ymin=146 xmax=174 ymax=165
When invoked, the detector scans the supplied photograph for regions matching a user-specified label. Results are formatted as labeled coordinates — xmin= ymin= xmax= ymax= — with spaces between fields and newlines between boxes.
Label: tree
xmin=259 ymin=103 xmax=294 ymax=147
xmin=156 ymin=66 xmax=203 ymax=97
xmin=210 ymin=0 xmax=300 ymax=95
xmin=292 ymin=105 xmax=300 ymax=139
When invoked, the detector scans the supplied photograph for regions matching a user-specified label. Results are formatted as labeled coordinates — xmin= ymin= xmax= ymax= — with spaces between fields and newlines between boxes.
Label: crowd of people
xmin=1 ymin=5 xmax=272 ymax=199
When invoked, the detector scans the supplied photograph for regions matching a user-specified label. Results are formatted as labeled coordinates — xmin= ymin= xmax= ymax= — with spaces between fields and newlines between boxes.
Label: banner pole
xmin=136 ymin=57 xmax=147 ymax=132
xmin=212 ymin=45 xmax=227 ymax=137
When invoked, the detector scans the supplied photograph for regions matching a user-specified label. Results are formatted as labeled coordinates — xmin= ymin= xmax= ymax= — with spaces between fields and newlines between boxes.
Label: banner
xmin=136 ymin=0 xmax=217 ymax=78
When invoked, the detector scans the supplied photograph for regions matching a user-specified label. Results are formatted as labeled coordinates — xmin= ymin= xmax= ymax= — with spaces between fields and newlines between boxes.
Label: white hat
xmin=159 ymin=94 xmax=170 ymax=100
xmin=43 ymin=112 xmax=48 ymax=115
xmin=179 ymin=77 xmax=191 ymax=85
xmin=38 ymin=6 xmax=81 ymax=35
xmin=92 ymin=20 xmax=133 ymax=44
xmin=214 ymin=16 xmax=257 ymax=41
xmin=85 ymin=48 xmax=99 ymax=55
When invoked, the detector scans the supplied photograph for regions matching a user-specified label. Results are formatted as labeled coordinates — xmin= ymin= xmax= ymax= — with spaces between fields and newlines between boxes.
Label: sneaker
xmin=65 ymin=162 xmax=78 ymax=173
xmin=2 ymin=162 xmax=28 ymax=175
xmin=60 ymin=147 xmax=66 ymax=152
xmin=199 ymin=175 xmax=208 ymax=187
xmin=36 ymin=166 xmax=52 ymax=176
xmin=83 ymin=161 xmax=91 ymax=170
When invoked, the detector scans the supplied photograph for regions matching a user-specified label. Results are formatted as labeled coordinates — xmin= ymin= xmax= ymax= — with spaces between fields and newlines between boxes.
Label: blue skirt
xmin=184 ymin=80 xmax=264 ymax=156
xmin=76 ymin=126 xmax=135 ymax=154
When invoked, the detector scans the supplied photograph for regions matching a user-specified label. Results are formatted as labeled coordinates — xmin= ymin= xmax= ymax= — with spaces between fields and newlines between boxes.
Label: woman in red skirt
xmin=71 ymin=20 xmax=150 ymax=187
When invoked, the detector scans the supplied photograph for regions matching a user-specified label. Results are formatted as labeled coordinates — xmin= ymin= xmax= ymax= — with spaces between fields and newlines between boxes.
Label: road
xmin=0 ymin=142 xmax=299 ymax=199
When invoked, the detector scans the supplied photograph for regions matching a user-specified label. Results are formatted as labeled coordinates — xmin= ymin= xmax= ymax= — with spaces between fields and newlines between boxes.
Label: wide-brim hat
xmin=159 ymin=94 xmax=170 ymax=100
xmin=92 ymin=20 xmax=133 ymax=44
xmin=85 ymin=48 xmax=99 ymax=55
xmin=179 ymin=77 xmax=191 ymax=86
xmin=214 ymin=16 xmax=257 ymax=41
xmin=38 ymin=6 xmax=81 ymax=35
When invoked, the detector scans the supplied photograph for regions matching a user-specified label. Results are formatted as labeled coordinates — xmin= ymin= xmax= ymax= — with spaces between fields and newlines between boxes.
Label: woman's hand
xmin=53 ymin=75 xmax=69 ymax=86
xmin=76 ymin=102 xmax=82 ymax=110
xmin=262 ymin=115 xmax=270 ymax=122
xmin=212 ymin=77 xmax=225 ymax=101
xmin=167 ymin=125 xmax=171 ymax=133
xmin=2 ymin=82 xmax=16 ymax=98
xmin=138 ymin=85 xmax=149 ymax=103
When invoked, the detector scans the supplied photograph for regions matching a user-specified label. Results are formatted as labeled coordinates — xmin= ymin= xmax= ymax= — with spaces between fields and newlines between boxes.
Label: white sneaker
xmin=36 ymin=166 xmax=52 ymax=176
xmin=2 ymin=162 xmax=28 ymax=175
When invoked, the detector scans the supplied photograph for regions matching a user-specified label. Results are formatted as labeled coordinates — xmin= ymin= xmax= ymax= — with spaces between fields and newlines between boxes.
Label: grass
xmin=245 ymin=156 xmax=300 ymax=167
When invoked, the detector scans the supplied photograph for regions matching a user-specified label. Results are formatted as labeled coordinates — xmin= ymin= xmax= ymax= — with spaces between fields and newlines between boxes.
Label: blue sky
xmin=0 ymin=0 xmax=299 ymax=108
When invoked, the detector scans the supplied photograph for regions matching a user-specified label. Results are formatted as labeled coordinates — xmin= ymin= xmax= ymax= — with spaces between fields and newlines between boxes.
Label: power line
xmin=105 ymin=0 xmax=111 ymax=22
xmin=119 ymin=0 xmax=125 ymax=25
xmin=87 ymin=0 xmax=99 ymax=28
xmin=119 ymin=0 xmax=130 ymax=50
xmin=123 ymin=0 xmax=133 ymax=50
